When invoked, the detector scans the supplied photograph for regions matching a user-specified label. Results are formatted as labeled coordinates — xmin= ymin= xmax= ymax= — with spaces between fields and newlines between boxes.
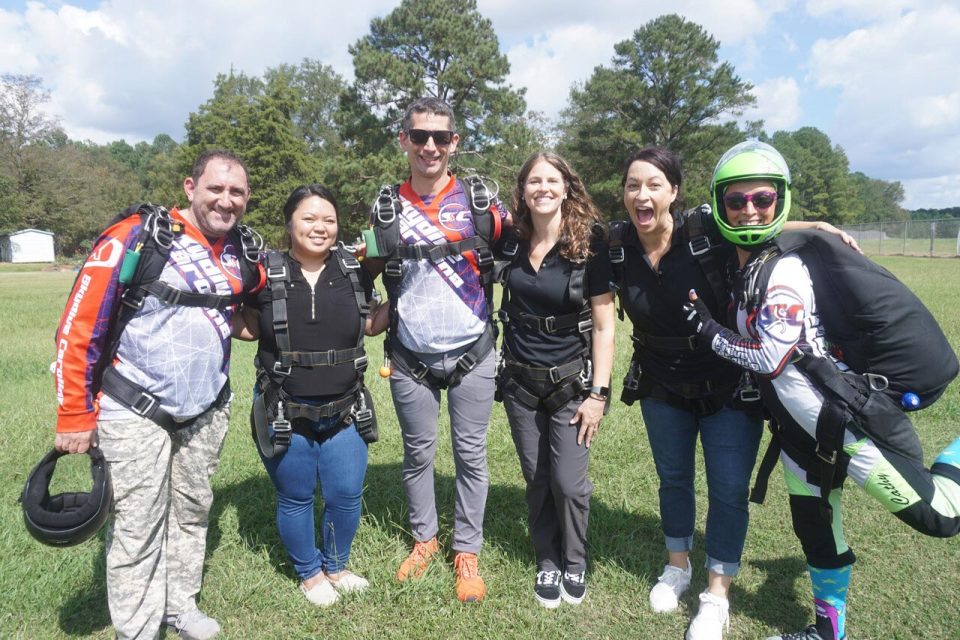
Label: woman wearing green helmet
xmin=611 ymin=144 xmax=860 ymax=640
xmin=685 ymin=140 xmax=960 ymax=640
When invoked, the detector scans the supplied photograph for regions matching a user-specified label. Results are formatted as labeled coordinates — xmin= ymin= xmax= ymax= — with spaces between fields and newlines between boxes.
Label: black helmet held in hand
xmin=21 ymin=447 xmax=112 ymax=547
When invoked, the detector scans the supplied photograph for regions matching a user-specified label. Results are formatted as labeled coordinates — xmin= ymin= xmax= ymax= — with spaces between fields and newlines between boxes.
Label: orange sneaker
xmin=396 ymin=536 xmax=439 ymax=582
xmin=454 ymin=552 xmax=486 ymax=603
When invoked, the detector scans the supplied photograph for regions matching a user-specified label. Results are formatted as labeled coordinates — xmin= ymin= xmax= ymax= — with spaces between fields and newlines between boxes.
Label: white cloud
xmin=901 ymin=173 xmax=960 ymax=210
xmin=1 ymin=0 xmax=393 ymax=143
xmin=743 ymin=76 xmax=803 ymax=131
xmin=805 ymin=0 xmax=923 ymax=20
xmin=807 ymin=4 xmax=960 ymax=188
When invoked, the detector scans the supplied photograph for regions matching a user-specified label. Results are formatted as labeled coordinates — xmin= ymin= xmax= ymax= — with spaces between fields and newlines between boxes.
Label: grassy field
xmin=1 ymin=257 xmax=958 ymax=639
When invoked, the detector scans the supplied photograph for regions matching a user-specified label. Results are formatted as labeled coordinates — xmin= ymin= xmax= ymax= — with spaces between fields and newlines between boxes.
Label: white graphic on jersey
xmin=84 ymin=238 xmax=123 ymax=269
xmin=437 ymin=203 xmax=471 ymax=233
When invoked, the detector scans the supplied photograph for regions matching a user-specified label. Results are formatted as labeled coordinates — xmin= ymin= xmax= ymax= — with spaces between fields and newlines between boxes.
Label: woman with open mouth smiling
xmin=611 ymin=145 xmax=858 ymax=640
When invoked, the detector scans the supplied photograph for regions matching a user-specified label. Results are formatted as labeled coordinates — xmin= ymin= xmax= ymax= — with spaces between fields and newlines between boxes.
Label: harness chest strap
xmin=374 ymin=177 xmax=499 ymax=386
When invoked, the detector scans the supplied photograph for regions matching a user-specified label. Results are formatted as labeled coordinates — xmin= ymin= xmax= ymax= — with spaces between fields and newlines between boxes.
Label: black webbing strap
xmin=101 ymin=366 xmax=229 ymax=432
xmin=267 ymin=249 xmax=369 ymax=376
xmin=396 ymin=235 xmax=484 ymax=261
xmin=389 ymin=324 xmax=496 ymax=390
xmin=281 ymin=347 xmax=368 ymax=369
xmin=683 ymin=206 xmax=727 ymax=310
xmin=499 ymin=367 xmax=588 ymax=413
xmin=750 ymin=420 xmax=782 ymax=504
xmin=140 ymin=279 xmax=239 ymax=310
xmin=631 ymin=331 xmax=699 ymax=353
xmin=499 ymin=302 xmax=593 ymax=334
xmin=504 ymin=356 xmax=585 ymax=385
xmin=813 ymin=399 xmax=848 ymax=521
xmin=285 ymin=390 xmax=359 ymax=422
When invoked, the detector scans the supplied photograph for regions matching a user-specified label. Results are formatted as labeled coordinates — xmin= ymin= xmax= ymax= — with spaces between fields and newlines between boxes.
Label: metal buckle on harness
xmin=121 ymin=290 xmax=146 ymax=310
xmin=502 ymin=240 xmax=519 ymax=258
xmin=456 ymin=351 xmax=477 ymax=373
xmin=156 ymin=286 xmax=183 ymax=306
xmin=384 ymin=261 xmax=403 ymax=278
xmin=815 ymin=442 xmax=838 ymax=465
xmin=738 ymin=388 xmax=762 ymax=402
xmin=548 ymin=366 xmax=562 ymax=384
xmin=577 ymin=319 xmax=593 ymax=333
xmin=688 ymin=236 xmax=712 ymax=256
xmin=864 ymin=373 xmax=889 ymax=392
xmin=272 ymin=361 xmax=292 ymax=376
xmin=609 ymin=246 xmax=625 ymax=264
xmin=411 ymin=361 xmax=430 ymax=380
xmin=466 ymin=175 xmax=494 ymax=212
xmin=130 ymin=392 xmax=158 ymax=417
xmin=237 ymin=225 xmax=265 ymax=262
xmin=687 ymin=335 xmax=698 ymax=350
xmin=374 ymin=186 xmax=400 ymax=225
xmin=354 ymin=355 xmax=369 ymax=371
xmin=476 ymin=247 xmax=494 ymax=267
xmin=428 ymin=245 xmax=450 ymax=261
xmin=544 ymin=316 xmax=557 ymax=333
xmin=272 ymin=419 xmax=292 ymax=447
xmin=267 ymin=263 xmax=287 ymax=281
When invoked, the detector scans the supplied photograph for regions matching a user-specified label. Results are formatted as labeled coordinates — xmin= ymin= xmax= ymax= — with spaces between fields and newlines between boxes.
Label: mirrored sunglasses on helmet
xmin=406 ymin=129 xmax=455 ymax=146
xmin=723 ymin=191 xmax=778 ymax=211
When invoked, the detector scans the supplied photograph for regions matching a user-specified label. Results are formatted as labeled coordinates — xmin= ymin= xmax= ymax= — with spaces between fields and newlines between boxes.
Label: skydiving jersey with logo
xmin=713 ymin=254 xmax=842 ymax=439
xmin=392 ymin=176 xmax=507 ymax=353
xmin=54 ymin=208 xmax=263 ymax=432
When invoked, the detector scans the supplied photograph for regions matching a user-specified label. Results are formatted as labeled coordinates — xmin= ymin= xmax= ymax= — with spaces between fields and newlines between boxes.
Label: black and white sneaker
xmin=534 ymin=570 xmax=562 ymax=609
xmin=766 ymin=625 xmax=840 ymax=640
xmin=559 ymin=571 xmax=586 ymax=604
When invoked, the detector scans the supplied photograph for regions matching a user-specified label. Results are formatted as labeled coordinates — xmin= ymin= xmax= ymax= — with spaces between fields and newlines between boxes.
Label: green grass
xmin=1 ymin=258 xmax=958 ymax=639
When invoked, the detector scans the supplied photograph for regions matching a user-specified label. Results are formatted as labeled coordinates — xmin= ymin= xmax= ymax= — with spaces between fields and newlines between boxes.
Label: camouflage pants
xmin=98 ymin=406 xmax=230 ymax=640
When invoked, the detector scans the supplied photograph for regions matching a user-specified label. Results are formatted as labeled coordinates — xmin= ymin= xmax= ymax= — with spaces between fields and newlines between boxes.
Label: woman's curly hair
xmin=511 ymin=152 xmax=604 ymax=263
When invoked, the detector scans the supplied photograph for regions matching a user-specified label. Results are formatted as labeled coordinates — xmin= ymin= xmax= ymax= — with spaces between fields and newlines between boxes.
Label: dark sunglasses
xmin=723 ymin=190 xmax=778 ymax=211
xmin=406 ymin=129 xmax=455 ymax=146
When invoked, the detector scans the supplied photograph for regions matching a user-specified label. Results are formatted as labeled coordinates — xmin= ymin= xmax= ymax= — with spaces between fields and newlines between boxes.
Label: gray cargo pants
xmin=390 ymin=347 xmax=496 ymax=554
xmin=503 ymin=391 xmax=592 ymax=573
xmin=97 ymin=406 xmax=229 ymax=640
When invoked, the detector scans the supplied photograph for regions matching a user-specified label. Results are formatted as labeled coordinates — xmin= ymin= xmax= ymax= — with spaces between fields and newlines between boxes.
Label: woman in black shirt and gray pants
xmin=496 ymin=152 xmax=615 ymax=609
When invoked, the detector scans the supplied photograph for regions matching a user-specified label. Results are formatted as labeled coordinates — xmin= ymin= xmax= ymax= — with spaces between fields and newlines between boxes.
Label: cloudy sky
xmin=1 ymin=0 xmax=958 ymax=209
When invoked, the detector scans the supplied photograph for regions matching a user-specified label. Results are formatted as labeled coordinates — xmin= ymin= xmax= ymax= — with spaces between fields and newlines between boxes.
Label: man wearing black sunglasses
xmin=365 ymin=97 xmax=509 ymax=604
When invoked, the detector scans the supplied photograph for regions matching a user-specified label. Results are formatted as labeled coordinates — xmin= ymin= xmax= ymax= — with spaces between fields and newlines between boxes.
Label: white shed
xmin=0 ymin=229 xmax=56 ymax=263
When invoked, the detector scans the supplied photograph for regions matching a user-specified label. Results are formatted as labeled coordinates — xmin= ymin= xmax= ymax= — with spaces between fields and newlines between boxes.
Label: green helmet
xmin=711 ymin=140 xmax=792 ymax=246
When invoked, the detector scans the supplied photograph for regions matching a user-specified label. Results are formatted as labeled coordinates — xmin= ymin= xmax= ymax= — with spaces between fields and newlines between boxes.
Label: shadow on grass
xmin=736 ymin=556 xmax=810 ymax=631
xmin=218 ymin=459 xmax=673 ymax=585
xmin=57 ymin=535 xmax=110 ymax=636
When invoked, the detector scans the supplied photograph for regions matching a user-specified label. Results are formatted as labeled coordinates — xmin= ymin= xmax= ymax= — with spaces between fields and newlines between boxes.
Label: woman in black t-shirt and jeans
xmin=236 ymin=184 xmax=388 ymax=608
xmin=497 ymin=152 xmax=615 ymax=609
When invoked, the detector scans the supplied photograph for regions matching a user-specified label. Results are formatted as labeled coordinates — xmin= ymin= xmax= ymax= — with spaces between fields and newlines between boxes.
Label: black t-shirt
xmin=249 ymin=250 xmax=373 ymax=399
xmin=503 ymin=236 xmax=612 ymax=368
xmin=618 ymin=209 xmax=741 ymax=397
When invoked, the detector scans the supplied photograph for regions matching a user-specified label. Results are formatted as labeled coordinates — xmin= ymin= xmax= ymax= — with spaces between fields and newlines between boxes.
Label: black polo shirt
xmin=503 ymin=236 xmax=612 ymax=368
xmin=250 ymin=250 xmax=373 ymax=399
xmin=618 ymin=208 xmax=741 ymax=397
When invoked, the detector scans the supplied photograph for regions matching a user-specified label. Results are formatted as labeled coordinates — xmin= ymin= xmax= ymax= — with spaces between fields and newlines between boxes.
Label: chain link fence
xmin=839 ymin=218 xmax=960 ymax=257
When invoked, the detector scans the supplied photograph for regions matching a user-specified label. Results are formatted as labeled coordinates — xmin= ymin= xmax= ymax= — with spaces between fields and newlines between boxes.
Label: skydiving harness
xmin=252 ymin=247 xmax=377 ymax=458
xmin=370 ymin=175 xmax=499 ymax=389
xmin=737 ymin=234 xmax=955 ymax=522
xmin=96 ymin=204 xmax=264 ymax=432
xmin=493 ymin=228 xmax=597 ymax=413
xmin=609 ymin=206 xmax=758 ymax=412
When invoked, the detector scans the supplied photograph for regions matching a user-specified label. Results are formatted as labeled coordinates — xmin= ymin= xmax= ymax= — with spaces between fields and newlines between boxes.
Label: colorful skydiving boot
xmin=932 ymin=436 xmax=960 ymax=483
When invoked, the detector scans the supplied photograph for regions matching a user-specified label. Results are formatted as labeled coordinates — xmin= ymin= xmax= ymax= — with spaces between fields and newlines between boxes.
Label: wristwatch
xmin=588 ymin=385 xmax=610 ymax=400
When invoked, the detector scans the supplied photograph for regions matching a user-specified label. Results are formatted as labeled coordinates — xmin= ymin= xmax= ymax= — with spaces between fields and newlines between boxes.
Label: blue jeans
xmin=259 ymin=418 xmax=368 ymax=580
xmin=640 ymin=398 xmax=762 ymax=576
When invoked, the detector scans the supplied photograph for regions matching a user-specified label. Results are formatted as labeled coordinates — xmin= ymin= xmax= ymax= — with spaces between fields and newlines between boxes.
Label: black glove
xmin=682 ymin=289 xmax=722 ymax=343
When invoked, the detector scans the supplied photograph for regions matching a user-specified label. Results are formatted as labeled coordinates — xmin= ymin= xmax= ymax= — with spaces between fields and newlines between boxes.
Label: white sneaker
xmin=329 ymin=570 xmax=370 ymax=593
xmin=300 ymin=578 xmax=339 ymax=606
xmin=686 ymin=590 xmax=730 ymax=640
xmin=162 ymin=609 xmax=221 ymax=640
xmin=649 ymin=559 xmax=692 ymax=612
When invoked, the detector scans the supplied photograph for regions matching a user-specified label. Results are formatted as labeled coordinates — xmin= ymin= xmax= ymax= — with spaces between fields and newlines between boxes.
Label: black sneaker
xmin=534 ymin=570 xmax=561 ymax=609
xmin=559 ymin=571 xmax=586 ymax=604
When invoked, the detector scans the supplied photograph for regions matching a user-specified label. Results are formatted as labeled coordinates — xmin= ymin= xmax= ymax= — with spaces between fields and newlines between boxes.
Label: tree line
xmin=0 ymin=3 xmax=926 ymax=256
